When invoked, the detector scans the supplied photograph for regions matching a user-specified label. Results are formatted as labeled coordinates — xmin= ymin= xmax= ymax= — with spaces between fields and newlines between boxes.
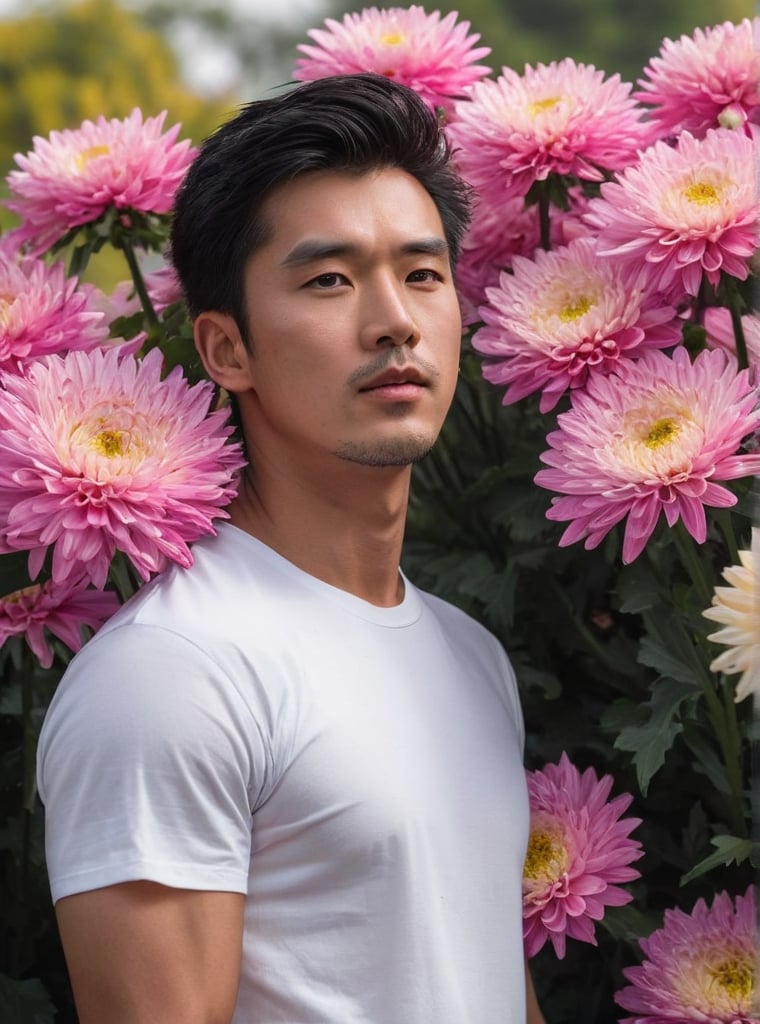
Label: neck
xmin=228 ymin=455 xmax=412 ymax=607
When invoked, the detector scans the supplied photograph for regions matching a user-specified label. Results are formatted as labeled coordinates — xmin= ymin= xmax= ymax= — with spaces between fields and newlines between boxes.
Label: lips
xmin=358 ymin=366 xmax=428 ymax=392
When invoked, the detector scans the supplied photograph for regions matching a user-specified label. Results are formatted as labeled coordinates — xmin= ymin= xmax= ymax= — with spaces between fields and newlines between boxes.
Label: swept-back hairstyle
xmin=169 ymin=73 xmax=472 ymax=337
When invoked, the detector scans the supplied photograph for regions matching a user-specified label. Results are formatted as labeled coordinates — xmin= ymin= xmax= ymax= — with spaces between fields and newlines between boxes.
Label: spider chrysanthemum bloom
xmin=447 ymin=59 xmax=652 ymax=206
xmin=293 ymin=5 xmax=491 ymax=117
xmin=0 ymin=346 xmax=245 ymax=590
xmin=523 ymin=752 xmax=642 ymax=959
xmin=615 ymin=887 xmax=758 ymax=1023
xmin=635 ymin=18 xmax=760 ymax=141
xmin=0 ymin=253 xmax=109 ymax=375
xmin=703 ymin=529 xmax=760 ymax=702
xmin=5 ymin=109 xmax=196 ymax=253
xmin=587 ymin=127 xmax=760 ymax=300
xmin=534 ymin=347 xmax=760 ymax=564
xmin=0 ymin=578 xmax=121 ymax=669
xmin=473 ymin=237 xmax=681 ymax=412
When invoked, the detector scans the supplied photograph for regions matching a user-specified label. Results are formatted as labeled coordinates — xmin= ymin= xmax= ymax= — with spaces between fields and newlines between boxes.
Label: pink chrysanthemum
xmin=704 ymin=307 xmax=760 ymax=368
xmin=456 ymin=197 xmax=543 ymax=322
xmin=615 ymin=887 xmax=758 ymax=1023
xmin=143 ymin=264 xmax=183 ymax=312
xmin=0 ymin=346 xmax=245 ymax=589
xmin=587 ymin=127 xmax=760 ymax=300
xmin=5 ymin=109 xmax=196 ymax=253
xmin=523 ymin=752 xmax=642 ymax=960
xmin=293 ymin=6 xmax=491 ymax=117
xmin=473 ymin=237 xmax=681 ymax=412
xmin=635 ymin=18 xmax=760 ymax=141
xmin=534 ymin=346 xmax=760 ymax=563
xmin=0 ymin=252 xmax=109 ymax=375
xmin=0 ymin=577 xmax=121 ymax=669
xmin=456 ymin=189 xmax=591 ymax=323
xmin=448 ymin=59 xmax=652 ymax=206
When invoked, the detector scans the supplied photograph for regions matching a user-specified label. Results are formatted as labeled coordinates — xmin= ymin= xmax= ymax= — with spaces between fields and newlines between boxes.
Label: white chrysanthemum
xmin=703 ymin=528 xmax=760 ymax=702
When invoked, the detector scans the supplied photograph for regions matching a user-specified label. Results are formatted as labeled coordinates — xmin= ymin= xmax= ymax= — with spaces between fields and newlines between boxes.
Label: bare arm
xmin=56 ymin=881 xmax=245 ymax=1024
xmin=526 ymin=958 xmax=546 ymax=1024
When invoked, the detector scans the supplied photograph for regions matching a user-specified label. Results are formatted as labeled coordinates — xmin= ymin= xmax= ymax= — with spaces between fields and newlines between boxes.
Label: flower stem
xmin=667 ymin=524 xmax=747 ymax=830
xmin=690 ymin=637 xmax=748 ymax=836
xmin=538 ymin=186 xmax=552 ymax=251
xmin=672 ymin=520 xmax=714 ymax=608
xmin=723 ymin=275 xmax=749 ymax=371
xmin=120 ymin=234 xmax=159 ymax=329
xmin=713 ymin=507 xmax=740 ymax=566
xmin=720 ymin=678 xmax=749 ymax=836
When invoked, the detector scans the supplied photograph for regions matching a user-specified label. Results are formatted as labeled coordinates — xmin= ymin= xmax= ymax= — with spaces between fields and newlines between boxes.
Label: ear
xmin=194 ymin=312 xmax=254 ymax=394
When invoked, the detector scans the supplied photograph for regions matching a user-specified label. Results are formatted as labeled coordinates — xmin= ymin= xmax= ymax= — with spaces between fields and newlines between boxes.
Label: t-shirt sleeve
xmin=494 ymin=640 xmax=526 ymax=757
xmin=37 ymin=623 xmax=268 ymax=904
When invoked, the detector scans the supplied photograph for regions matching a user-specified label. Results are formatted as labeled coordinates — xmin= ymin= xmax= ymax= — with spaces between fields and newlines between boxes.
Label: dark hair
xmin=169 ymin=73 xmax=472 ymax=337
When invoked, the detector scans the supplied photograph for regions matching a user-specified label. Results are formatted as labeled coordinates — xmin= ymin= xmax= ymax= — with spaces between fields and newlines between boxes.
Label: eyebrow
xmin=281 ymin=236 xmax=450 ymax=267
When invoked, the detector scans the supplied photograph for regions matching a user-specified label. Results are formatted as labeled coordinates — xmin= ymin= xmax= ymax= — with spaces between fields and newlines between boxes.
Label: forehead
xmin=255 ymin=168 xmax=446 ymax=256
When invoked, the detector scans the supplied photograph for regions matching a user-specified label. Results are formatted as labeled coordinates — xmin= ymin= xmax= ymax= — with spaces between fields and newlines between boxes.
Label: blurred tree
xmin=138 ymin=0 xmax=313 ymax=102
xmin=0 ymin=0 xmax=234 ymax=172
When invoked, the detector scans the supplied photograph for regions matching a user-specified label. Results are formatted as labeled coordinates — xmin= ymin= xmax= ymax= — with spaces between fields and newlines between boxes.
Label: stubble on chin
xmin=334 ymin=435 xmax=436 ymax=467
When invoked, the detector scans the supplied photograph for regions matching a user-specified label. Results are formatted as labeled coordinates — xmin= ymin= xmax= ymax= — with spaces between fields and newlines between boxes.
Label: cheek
xmin=440 ymin=314 xmax=464 ymax=377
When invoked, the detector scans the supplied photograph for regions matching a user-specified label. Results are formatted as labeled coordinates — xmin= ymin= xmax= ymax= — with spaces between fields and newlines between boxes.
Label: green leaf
xmin=680 ymin=835 xmax=755 ymax=885
xmin=0 ymin=679 xmax=22 ymax=715
xmin=0 ymin=974 xmax=56 ymax=1024
xmin=680 ymin=725 xmax=732 ymax=796
xmin=614 ymin=678 xmax=695 ymax=795
xmin=601 ymin=699 xmax=647 ymax=734
xmin=514 ymin=663 xmax=562 ymax=700
xmin=615 ymin=564 xmax=662 ymax=614
xmin=480 ymin=565 xmax=518 ymax=631
xmin=638 ymin=612 xmax=706 ymax=688
xmin=598 ymin=902 xmax=658 ymax=945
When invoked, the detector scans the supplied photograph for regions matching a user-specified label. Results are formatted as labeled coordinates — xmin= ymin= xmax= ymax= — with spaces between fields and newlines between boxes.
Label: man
xmin=37 ymin=74 xmax=545 ymax=1023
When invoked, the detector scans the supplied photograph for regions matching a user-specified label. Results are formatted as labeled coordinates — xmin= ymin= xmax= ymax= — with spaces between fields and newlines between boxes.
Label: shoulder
xmin=412 ymin=582 xmax=524 ymax=743
xmin=415 ymin=584 xmax=510 ymax=663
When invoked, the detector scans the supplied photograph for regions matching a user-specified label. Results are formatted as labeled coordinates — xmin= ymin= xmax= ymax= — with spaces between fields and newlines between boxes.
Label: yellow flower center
xmin=74 ymin=144 xmax=110 ymax=172
xmin=683 ymin=181 xmax=720 ymax=206
xmin=523 ymin=828 xmax=568 ymax=881
xmin=380 ymin=31 xmax=404 ymax=45
xmin=3 ymin=583 xmax=42 ymax=605
xmin=559 ymin=295 xmax=593 ymax=322
xmin=708 ymin=956 xmax=754 ymax=1003
xmin=644 ymin=417 xmax=681 ymax=449
xmin=529 ymin=96 xmax=561 ymax=116
xmin=90 ymin=429 xmax=126 ymax=458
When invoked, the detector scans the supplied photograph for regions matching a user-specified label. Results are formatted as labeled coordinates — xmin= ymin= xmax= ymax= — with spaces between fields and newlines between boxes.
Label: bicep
xmin=56 ymin=881 xmax=245 ymax=1024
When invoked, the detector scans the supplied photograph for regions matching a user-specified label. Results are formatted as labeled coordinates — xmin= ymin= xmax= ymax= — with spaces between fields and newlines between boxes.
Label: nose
xmin=359 ymin=276 xmax=421 ymax=350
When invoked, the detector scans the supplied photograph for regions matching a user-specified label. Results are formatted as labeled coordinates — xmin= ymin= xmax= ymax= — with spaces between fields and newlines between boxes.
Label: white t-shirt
xmin=38 ymin=523 xmax=529 ymax=1023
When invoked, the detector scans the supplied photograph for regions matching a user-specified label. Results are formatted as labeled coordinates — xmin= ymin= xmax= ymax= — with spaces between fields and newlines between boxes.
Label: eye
xmin=407 ymin=268 xmax=444 ymax=284
xmin=307 ymin=272 xmax=349 ymax=289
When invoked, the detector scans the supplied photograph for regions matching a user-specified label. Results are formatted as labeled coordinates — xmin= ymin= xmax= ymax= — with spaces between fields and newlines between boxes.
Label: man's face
xmin=236 ymin=167 xmax=463 ymax=475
